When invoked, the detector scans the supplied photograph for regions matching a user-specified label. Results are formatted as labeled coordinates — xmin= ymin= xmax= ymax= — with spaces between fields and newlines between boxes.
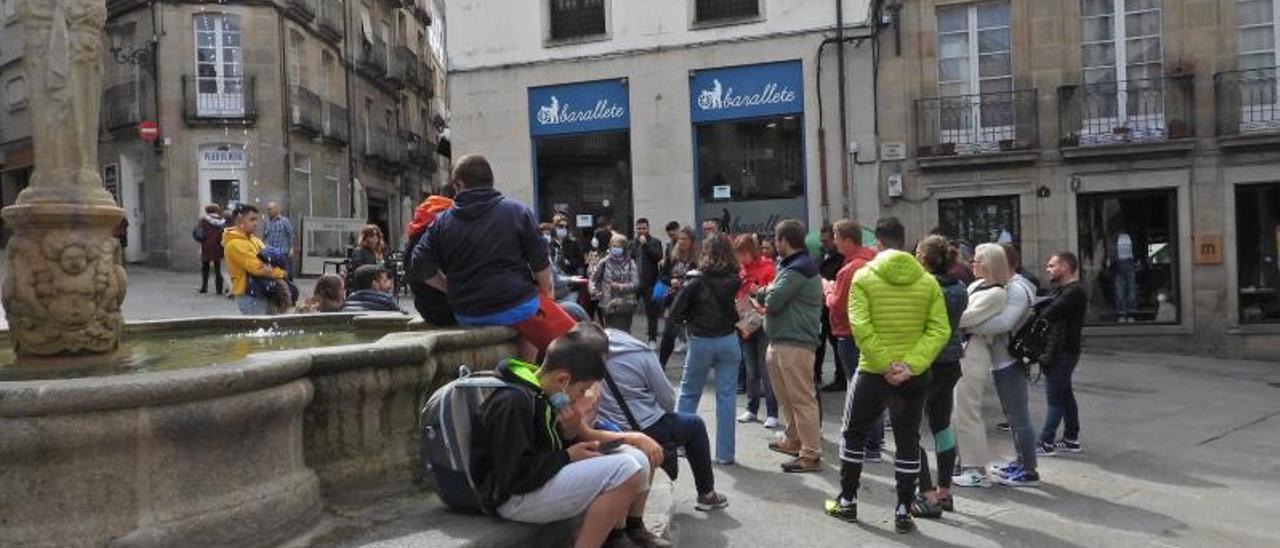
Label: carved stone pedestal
xmin=2 ymin=203 xmax=127 ymax=357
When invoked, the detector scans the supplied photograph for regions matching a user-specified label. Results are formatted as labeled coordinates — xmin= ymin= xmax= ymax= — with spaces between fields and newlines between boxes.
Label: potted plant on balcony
xmin=998 ymin=138 xmax=1016 ymax=151
xmin=916 ymin=144 xmax=935 ymax=157
xmin=1059 ymin=132 xmax=1080 ymax=147
xmin=1168 ymin=118 xmax=1191 ymax=139
xmin=1112 ymin=125 xmax=1132 ymax=139
xmin=937 ymin=142 xmax=957 ymax=155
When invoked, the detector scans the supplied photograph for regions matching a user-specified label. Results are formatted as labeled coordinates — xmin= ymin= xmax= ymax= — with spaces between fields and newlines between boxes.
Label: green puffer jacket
xmin=848 ymin=250 xmax=951 ymax=375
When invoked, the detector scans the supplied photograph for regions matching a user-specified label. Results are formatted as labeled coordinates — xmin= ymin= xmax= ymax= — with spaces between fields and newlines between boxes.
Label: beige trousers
xmin=954 ymin=338 xmax=993 ymax=470
xmin=766 ymin=343 xmax=821 ymax=460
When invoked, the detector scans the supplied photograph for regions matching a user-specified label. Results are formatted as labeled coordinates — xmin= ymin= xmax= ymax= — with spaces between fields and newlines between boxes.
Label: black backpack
xmin=192 ymin=222 xmax=207 ymax=242
xmin=1008 ymin=309 xmax=1052 ymax=365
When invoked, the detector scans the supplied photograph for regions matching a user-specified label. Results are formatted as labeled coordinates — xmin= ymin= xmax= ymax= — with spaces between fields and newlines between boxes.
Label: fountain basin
xmin=0 ymin=315 xmax=518 ymax=547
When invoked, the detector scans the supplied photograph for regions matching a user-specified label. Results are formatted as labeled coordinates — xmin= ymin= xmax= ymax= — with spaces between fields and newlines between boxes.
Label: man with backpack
xmin=470 ymin=325 xmax=666 ymax=548
xmin=595 ymin=326 xmax=729 ymax=514
xmin=1036 ymin=252 xmax=1088 ymax=456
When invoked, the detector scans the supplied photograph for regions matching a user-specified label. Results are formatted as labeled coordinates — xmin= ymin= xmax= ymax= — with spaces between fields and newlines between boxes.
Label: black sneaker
xmin=909 ymin=494 xmax=942 ymax=519
xmin=695 ymin=491 xmax=729 ymax=511
xmin=894 ymin=503 xmax=916 ymax=533
xmin=823 ymin=497 xmax=857 ymax=522
xmin=1055 ymin=439 xmax=1083 ymax=453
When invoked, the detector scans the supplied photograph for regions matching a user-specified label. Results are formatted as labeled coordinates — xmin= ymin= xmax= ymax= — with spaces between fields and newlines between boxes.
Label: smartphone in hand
xmin=598 ymin=439 xmax=624 ymax=454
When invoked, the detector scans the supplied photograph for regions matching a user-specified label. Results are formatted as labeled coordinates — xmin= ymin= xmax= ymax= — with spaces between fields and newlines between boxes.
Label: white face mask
xmin=555 ymin=227 xmax=568 ymax=239
xmin=609 ymin=247 xmax=625 ymax=258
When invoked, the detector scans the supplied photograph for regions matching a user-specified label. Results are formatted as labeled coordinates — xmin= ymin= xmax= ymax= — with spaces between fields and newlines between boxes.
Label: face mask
xmin=555 ymin=227 xmax=568 ymax=239
xmin=548 ymin=392 xmax=571 ymax=411
xmin=609 ymin=247 xmax=625 ymax=258
xmin=542 ymin=233 xmax=552 ymax=242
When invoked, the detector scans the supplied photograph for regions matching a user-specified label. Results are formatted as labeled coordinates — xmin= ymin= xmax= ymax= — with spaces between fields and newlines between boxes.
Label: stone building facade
xmin=0 ymin=0 xmax=32 ymax=247
xmin=446 ymin=0 xmax=878 ymax=240
xmin=870 ymin=0 xmax=1280 ymax=359
xmin=87 ymin=0 xmax=447 ymax=272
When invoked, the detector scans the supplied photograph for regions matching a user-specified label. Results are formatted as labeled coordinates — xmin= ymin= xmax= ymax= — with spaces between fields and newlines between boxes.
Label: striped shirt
xmin=263 ymin=215 xmax=293 ymax=251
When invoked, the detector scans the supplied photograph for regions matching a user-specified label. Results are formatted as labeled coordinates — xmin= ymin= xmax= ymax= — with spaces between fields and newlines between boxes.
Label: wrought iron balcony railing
xmin=183 ymin=75 xmax=256 ymax=124
xmin=323 ymin=102 xmax=349 ymax=145
xmin=102 ymin=81 xmax=142 ymax=131
xmin=290 ymin=86 xmax=323 ymax=136
xmin=914 ymin=89 xmax=1038 ymax=157
xmin=1215 ymin=67 xmax=1280 ymax=138
xmin=1058 ymin=75 xmax=1194 ymax=147
xmin=317 ymin=0 xmax=344 ymax=43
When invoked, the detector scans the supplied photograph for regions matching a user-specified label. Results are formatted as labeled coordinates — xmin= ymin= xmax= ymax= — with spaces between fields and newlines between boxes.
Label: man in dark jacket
xmin=471 ymin=325 xmax=665 ymax=548
xmin=342 ymin=265 xmax=405 ymax=313
xmin=409 ymin=155 xmax=570 ymax=354
xmin=763 ymin=220 xmax=825 ymax=473
xmin=631 ymin=218 xmax=665 ymax=347
xmin=816 ymin=224 xmax=848 ymax=392
xmin=1037 ymin=252 xmax=1088 ymax=455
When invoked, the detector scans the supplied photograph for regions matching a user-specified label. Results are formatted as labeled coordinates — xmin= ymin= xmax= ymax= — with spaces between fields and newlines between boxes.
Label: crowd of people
xmin=398 ymin=154 xmax=1089 ymax=547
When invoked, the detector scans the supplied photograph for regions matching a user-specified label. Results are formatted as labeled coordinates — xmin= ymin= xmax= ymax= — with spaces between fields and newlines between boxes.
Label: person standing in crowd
xmin=761 ymin=220 xmax=825 ymax=473
xmin=262 ymin=201 xmax=295 ymax=275
xmin=669 ymin=234 xmax=742 ymax=465
xmin=632 ymin=218 xmax=665 ymax=348
xmin=761 ymin=238 xmax=778 ymax=264
xmin=296 ymin=273 xmax=346 ymax=313
xmin=815 ymin=224 xmax=848 ymax=392
xmin=824 ymin=217 xmax=950 ymax=533
xmin=586 ymin=227 xmax=615 ymax=323
xmin=596 ymin=327 xmax=730 ymax=513
xmin=909 ymin=236 xmax=968 ymax=518
xmin=951 ymin=244 xmax=1010 ymax=489
xmin=405 ymin=190 xmax=457 ymax=326
xmin=1037 ymin=252 xmax=1088 ymax=456
xmin=733 ymin=234 xmax=778 ymax=429
xmin=223 ymin=204 xmax=287 ymax=315
xmin=409 ymin=154 xmax=571 ymax=356
xmin=663 ymin=221 xmax=681 ymax=261
xmin=552 ymin=213 xmax=587 ymax=277
xmin=701 ymin=219 xmax=720 ymax=239
xmin=196 ymin=203 xmax=226 ymax=295
xmin=592 ymin=233 xmax=640 ymax=332
xmin=352 ymin=224 xmax=385 ymax=268
xmin=658 ymin=226 xmax=697 ymax=366
xmin=824 ymin=219 xmax=883 ymax=459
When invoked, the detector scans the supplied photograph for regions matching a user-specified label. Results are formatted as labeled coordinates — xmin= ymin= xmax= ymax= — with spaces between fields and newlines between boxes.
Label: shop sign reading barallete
xmin=529 ymin=79 xmax=630 ymax=137
xmin=690 ymin=60 xmax=804 ymax=124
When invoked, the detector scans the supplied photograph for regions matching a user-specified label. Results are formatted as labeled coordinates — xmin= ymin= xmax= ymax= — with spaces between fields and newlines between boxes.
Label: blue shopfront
xmin=528 ymin=78 xmax=633 ymax=236
xmin=690 ymin=60 xmax=807 ymax=234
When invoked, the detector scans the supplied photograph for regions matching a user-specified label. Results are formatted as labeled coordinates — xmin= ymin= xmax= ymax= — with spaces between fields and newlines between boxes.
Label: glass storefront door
xmin=938 ymin=195 xmax=1020 ymax=250
xmin=535 ymin=130 xmax=633 ymax=239
xmin=1076 ymin=189 xmax=1179 ymax=324
xmin=1236 ymin=183 xmax=1280 ymax=323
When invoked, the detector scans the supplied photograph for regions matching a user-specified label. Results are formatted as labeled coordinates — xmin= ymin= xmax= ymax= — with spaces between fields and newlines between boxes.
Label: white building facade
xmin=446 ymin=0 xmax=877 ymax=236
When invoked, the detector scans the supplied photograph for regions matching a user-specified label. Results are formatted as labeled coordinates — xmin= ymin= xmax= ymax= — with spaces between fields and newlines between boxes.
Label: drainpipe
xmin=835 ymin=0 xmax=848 ymax=224
xmin=278 ymin=13 xmax=293 ymax=215
xmin=343 ymin=0 xmax=358 ymax=218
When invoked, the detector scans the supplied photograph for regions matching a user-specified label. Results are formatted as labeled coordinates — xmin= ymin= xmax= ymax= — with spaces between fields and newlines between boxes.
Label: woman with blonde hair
xmin=951 ymin=243 xmax=1010 ymax=488
xmin=352 ymin=224 xmax=385 ymax=268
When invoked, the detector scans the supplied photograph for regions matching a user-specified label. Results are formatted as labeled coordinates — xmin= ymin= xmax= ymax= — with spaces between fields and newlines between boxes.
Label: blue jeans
xmin=742 ymin=330 xmax=777 ymax=418
xmin=677 ymin=334 xmax=742 ymax=462
xmin=236 ymin=294 xmax=269 ymax=315
xmin=1040 ymin=353 xmax=1081 ymax=444
xmin=837 ymin=337 xmax=884 ymax=453
xmin=991 ymin=365 xmax=1037 ymax=473
xmin=642 ymin=413 xmax=715 ymax=496
xmin=1113 ymin=259 xmax=1136 ymax=319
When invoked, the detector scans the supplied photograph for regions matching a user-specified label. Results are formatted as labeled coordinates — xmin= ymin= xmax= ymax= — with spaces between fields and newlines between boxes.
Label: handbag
xmin=651 ymin=280 xmax=670 ymax=303
xmin=735 ymin=295 xmax=764 ymax=337
xmin=602 ymin=370 xmax=679 ymax=481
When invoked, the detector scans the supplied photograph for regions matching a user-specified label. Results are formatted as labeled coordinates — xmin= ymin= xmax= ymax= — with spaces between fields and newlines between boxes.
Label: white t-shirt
xmin=1117 ymin=233 xmax=1134 ymax=261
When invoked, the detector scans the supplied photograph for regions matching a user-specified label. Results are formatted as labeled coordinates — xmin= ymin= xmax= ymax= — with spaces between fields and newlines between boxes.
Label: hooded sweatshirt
xmin=199 ymin=214 xmax=227 ymax=261
xmin=408 ymin=188 xmax=550 ymax=317
xmin=597 ymin=329 xmax=677 ymax=431
xmin=764 ymin=251 xmax=825 ymax=347
xmin=849 ymin=250 xmax=951 ymax=375
xmin=222 ymin=228 xmax=286 ymax=296
xmin=471 ymin=359 xmax=572 ymax=511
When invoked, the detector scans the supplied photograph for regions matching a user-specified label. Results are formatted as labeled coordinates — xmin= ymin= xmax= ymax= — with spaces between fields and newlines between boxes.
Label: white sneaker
xmin=952 ymin=468 xmax=992 ymax=488
xmin=763 ymin=417 xmax=780 ymax=429
xmin=737 ymin=411 xmax=757 ymax=423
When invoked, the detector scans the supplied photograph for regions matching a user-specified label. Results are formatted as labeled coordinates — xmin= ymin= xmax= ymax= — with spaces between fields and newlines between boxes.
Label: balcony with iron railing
xmin=364 ymin=128 xmax=405 ymax=170
xmin=358 ymin=37 xmax=388 ymax=80
xmin=913 ymin=89 xmax=1039 ymax=168
xmin=1057 ymin=75 xmax=1194 ymax=158
xmin=388 ymin=46 xmax=412 ymax=89
xmin=290 ymin=86 xmax=323 ymax=137
xmin=1215 ymin=67 xmax=1280 ymax=148
xmin=323 ymin=102 xmax=349 ymax=145
xmin=412 ymin=0 xmax=432 ymax=25
xmin=283 ymin=0 xmax=316 ymax=23
xmin=317 ymin=0 xmax=344 ymax=43
xmin=102 ymin=81 xmax=142 ymax=131
xmin=183 ymin=75 xmax=256 ymax=125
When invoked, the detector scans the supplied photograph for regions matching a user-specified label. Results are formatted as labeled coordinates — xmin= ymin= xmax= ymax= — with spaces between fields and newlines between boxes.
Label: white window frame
xmin=1080 ymin=0 xmax=1163 ymax=136
xmin=936 ymin=1 xmax=1013 ymax=152
xmin=325 ymin=154 xmax=342 ymax=217
xmin=1237 ymin=0 xmax=1280 ymax=131
xmin=193 ymin=14 xmax=245 ymax=118
xmin=293 ymin=152 xmax=313 ymax=216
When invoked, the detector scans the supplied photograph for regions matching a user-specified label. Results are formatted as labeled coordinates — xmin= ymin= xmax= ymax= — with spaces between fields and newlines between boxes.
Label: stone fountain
xmin=2 ymin=0 xmax=126 ymax=358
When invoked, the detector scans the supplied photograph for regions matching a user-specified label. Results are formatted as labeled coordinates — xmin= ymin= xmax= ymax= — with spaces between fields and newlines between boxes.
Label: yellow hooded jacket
xmin=222 ymin=228 xmax=286 ymax=296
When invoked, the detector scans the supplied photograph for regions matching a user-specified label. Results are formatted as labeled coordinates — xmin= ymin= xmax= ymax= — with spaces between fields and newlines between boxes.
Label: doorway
xmin=535 ymin=130 xmax=632 ymax=239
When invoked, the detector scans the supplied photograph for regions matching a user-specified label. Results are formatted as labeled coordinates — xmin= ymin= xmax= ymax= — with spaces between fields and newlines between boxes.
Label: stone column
xmin=2 ymin=0 xmax=127 ymax=357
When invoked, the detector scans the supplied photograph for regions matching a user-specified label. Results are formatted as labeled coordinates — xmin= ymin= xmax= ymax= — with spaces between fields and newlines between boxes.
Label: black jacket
xmin=631 ymin=236 xmax=664 ymax=289
xmin=405 ymin=232 xmax=457 ymax=326
xmin=471 ymin=360 xmax=572 ymax=511
xmin=1040 ymin=281 xmax=1087 ymax=359
xmin=819 ymin=250 xmax=845 ymax=282
xmin=669 ymin=268 xmax=740 ymax=338
xmin=554 ymin=237 xmax=586 ymax=277
xmin=341 ymin=290 xmax=404 ymax=313
xmin=409 ymin=188 xmax=549 ymax=317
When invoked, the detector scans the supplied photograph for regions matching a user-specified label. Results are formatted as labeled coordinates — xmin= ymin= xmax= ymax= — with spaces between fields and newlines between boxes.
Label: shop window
xmin=548 ymin=0 xmax=606 ymax=42
xmin=937 ymin=195 xmax=1020 ymax=249
xmin=695 ymin=0 xmax=760 ymax=24
xmin=1076 ymin=189 xmax=1179 ymax=324
xmin=536 ymin=131 xmax=632 ymax=237
xmin=696 ymin=115 xmax=803 ymax=235
xmin=1237 ymin=183 xmax=1280 ymax=323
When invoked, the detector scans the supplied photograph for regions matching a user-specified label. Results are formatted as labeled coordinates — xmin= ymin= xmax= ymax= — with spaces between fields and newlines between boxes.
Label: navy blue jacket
xmin=409 ymin=187 xmax=550 ymax=317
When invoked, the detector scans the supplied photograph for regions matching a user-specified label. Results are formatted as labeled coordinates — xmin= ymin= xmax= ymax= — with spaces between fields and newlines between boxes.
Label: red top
xmin=737 ymin=256 xmax=776 ymax=301
xmin=407 ymin=196 xmax=455 ymax=238
xmin=825 ymin=245 xmax=878 ymax=337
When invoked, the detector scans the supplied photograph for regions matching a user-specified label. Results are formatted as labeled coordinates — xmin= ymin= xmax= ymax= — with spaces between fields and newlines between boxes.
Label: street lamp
xmin=109 ymin=33 xmax=156 ymax=67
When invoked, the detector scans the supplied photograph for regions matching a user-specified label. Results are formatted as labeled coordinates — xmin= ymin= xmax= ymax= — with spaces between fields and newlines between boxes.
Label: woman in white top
xmin=951 ymin=244 xmax=1011 ymax=487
